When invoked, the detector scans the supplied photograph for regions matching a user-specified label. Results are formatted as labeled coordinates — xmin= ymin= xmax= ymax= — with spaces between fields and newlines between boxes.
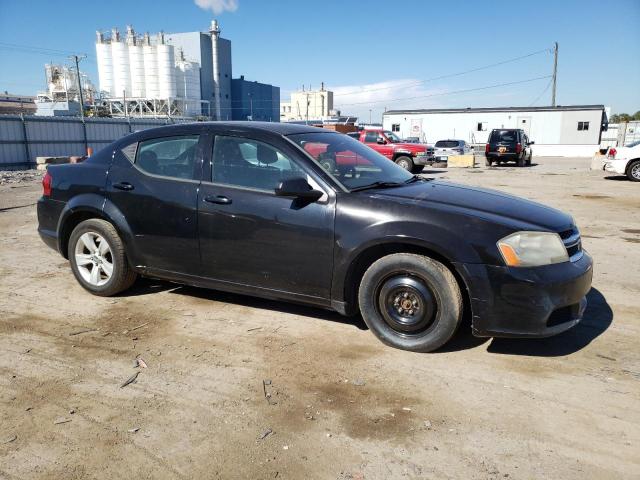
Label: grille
xmin=559 ymin=226 xmax=582 ymax=262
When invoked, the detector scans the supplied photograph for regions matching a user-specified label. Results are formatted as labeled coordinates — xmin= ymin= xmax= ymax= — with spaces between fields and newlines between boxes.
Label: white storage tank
xmin=156 ymin=32 xmax=176 ymax=99
xmin=111 ymin=29 xmax=131 ymax=98
xmin=95 ymin=31 xmax=114 ymax=97
xmin=142 ymin=33 xmax=159 ymax=98
xmin=177 ymin=60 xmax=201 ymax=100
xmin=127 ymin=26 xmax=146 ymax=98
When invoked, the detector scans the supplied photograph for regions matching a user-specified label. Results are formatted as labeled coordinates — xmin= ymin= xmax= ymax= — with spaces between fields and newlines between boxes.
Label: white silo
xmin=156 ymin=32 xmax=176 ymax=99
xmin=95 ymin=31 xmax=114 ymax=97
xmin=127 ymin=26 xmax=146 ymax=98
xmin=142 ymin=33 xmax=159 ymax=98
xmin=176 ymin=56 xmax=201 ymax=116
xmin=111 ymin=28 xmax=131 ymax=98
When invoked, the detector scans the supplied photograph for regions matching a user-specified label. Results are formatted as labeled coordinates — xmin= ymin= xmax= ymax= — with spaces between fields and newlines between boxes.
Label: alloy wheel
xmin=74 ymin=231 xmax=114 ymax=286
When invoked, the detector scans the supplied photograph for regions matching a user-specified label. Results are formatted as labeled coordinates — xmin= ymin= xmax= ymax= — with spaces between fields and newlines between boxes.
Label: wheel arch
xmin=341 ymin=241 xmax=473 ymax=323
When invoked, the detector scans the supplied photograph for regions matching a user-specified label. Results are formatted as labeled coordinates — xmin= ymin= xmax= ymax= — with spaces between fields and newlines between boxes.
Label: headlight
xmin=497 ymin=231 xmax=568 ymax=267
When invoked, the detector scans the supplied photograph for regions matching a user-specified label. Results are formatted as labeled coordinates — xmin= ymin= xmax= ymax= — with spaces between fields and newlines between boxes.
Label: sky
xmin=1 ymin=0 xmax=639 ymax=121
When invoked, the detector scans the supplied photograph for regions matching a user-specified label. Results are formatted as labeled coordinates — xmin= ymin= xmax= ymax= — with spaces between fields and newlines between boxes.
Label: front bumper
xmin=456 ymin=251 xmax=593 ymax=338
xmin=413 ymin=154 xmax=434 ymax=166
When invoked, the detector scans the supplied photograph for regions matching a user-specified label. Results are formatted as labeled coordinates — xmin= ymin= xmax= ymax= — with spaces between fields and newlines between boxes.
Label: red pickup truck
xmin=347 ymin=129 xmax=434 ymax=173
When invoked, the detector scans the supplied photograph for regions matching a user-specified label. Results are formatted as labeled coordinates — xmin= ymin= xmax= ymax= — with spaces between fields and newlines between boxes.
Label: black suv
xmin=37 ymin=122 xmax=591 ymax=352
xmin=485 ymin=129 xmax=533 ymax=167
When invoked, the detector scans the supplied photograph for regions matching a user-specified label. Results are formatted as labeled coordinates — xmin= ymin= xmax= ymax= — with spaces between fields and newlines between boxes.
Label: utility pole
xmin=369 ymin=109 xmax=372 ymax=124
xmin=551 ymin=42 xmax=558 ymax=107
xmin=69 ymin=54 xmax=87 ymax=118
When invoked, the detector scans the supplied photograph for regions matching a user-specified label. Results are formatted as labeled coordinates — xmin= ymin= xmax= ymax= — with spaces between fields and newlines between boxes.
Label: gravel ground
xmin=0 ymin=157 xmax=638 ymax=479
xmin=0 ymin=169 xmax=44 ymax=187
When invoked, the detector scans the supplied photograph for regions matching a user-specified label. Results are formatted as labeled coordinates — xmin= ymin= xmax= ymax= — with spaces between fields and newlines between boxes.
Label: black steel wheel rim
xmin=377 ymin=275 xmax=437 ymax=335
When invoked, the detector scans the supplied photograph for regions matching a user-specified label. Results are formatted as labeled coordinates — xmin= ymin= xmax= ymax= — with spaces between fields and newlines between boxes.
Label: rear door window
xmin=135 ymin=135 xmax=200 ymax=180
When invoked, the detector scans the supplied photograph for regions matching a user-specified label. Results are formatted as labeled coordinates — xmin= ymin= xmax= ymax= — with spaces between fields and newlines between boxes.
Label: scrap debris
xmin=258 ymin=428 xmax=273 ymax=440
xmin=123 ymin=322 xmax=149 ymax=334
xmin=120 ymin=371 xmax=140 ymax=388
xmin=2 ymin=434 xmax=17 ymax=444
xmin=135 ymin=356 xmax=148 ymax=369
xmin=68 ymin=328 xmax=97 ymax=336
xmin=54 ymin=418 xmax=72 ymax=425
xmin=263 ymin=379 xmax=277 ymax=405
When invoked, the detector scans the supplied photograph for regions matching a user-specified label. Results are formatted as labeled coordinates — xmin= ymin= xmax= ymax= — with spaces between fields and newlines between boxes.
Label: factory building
xmin=231 ymin=76 xmax=280 ymax=121
xmin=94 ymin=20 xmax=278 ymax=120
xmin=383 ymin=105 xmax=608 ymax=157
xmin=281 ymin=84 xmax=333 ymax=122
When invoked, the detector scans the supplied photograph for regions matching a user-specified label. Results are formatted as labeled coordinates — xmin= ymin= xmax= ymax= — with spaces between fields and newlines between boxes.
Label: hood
xmin=371 ymin=180 xmax=573 ymax=231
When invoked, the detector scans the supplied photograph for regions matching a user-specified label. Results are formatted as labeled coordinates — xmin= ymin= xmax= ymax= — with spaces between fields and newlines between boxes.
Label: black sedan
xmin=37 ymin=122 xmax=592 ymax=352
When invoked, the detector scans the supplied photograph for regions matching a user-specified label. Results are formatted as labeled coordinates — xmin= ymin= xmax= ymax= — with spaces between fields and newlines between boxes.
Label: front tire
xmin=627 ymin=160 xmax=640 ymax=182
xmin=68 ymin=219 xmax=137 ymax=296
xmin=395 ymin=156 xmax=414 ymax=171
xmin=358 ymin=253 xmax=463 ymax=352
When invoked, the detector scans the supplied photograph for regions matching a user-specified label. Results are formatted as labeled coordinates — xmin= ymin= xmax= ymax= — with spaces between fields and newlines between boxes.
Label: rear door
xmin=490 ymin=130 xmax=518 ymax=155
xmin=106 ymin=132 xmax=204 ymax=274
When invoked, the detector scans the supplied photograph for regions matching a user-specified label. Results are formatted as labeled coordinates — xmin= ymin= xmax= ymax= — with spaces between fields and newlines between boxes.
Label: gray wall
xmin=0 ymin=115 xmax=191 ymax=169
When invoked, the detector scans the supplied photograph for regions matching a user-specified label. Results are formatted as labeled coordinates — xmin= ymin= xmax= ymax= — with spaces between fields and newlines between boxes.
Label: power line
xmin=332 ymin=47 xmax=552 ymax=97
xmin=335 ymin=75 xmax=553 ymax=107
xmin=528 ymin=77 xmax=553 ymax=106
xmin=0 ymin=42 xmax=94 ymax=61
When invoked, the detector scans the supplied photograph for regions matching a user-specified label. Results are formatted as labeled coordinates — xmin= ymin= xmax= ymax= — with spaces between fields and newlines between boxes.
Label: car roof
xmin=131 ymin=121 xmax=330 ymax=139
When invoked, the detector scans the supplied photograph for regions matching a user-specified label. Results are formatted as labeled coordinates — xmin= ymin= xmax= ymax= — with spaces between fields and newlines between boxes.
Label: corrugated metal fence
xmin=0 ymin=115 xmax=192 ymax=169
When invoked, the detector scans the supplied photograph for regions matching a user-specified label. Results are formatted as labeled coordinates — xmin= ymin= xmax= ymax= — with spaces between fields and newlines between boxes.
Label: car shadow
xmin=121 ymin=277 xmax=368 ymax=330
xmin=604 ymin=175 xmax=629 ymax=181
xmin=486 ymin=287 xmax=612 ymax=357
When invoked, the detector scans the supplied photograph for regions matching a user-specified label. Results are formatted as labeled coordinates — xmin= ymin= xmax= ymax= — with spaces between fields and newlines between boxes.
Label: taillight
xmin=608 ymin=148 xmax=617 ymax=159
xmin=42 ymin=172 xmax=52 ymax=197
xmin=516 ymin=143 xmax=522 ymax=154
xmin=485 ymin=144 xmax=490 ymax=153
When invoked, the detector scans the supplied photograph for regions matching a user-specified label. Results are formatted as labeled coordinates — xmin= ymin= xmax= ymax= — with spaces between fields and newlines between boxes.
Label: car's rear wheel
xmin=395 ymin=156 xmax=414 ymax=171
xmin=627 ymin=160 xmax=640 ymax=182
xmin=358 ymin=253 xmax=463 ymax=352
xmin=68 ymin=219 xmax=137 ymax=296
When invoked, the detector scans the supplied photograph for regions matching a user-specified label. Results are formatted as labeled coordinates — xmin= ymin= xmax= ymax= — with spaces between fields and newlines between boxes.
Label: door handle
xmin=204 ymin=195 xmax=232 ymax=205
xmin=113 ymin=182 xmax=134 ymax=191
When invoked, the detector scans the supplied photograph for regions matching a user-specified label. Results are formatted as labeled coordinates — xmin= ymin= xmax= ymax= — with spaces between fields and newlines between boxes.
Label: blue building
xmin=231 ymin=76 xmax=280 ymax=122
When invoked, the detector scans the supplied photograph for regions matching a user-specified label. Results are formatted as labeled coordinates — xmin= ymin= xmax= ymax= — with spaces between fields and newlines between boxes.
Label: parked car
xmin=433 ymin=139 xmax=471 ymax=162
xmin=485 ymin=129 xmax=533 ymax=167
xmin=603 ymin=140 xmax=640 ymax=181
xmin=354 ymin=128 xmax=435 ymax=172
xmin=38 ymin=122 xmax=592 ymax=352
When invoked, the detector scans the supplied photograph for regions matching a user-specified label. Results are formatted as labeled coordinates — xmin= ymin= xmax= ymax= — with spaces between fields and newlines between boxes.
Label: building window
xmin=477 ymin=122 xmax=487 ymax=131
xmin=391 ymin=124 xmax=400 ymax=132
xmin=578 ymin=121 xmax=590 ymax=131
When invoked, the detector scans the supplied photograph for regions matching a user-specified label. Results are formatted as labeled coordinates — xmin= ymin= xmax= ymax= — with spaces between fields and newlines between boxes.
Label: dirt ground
xmin=1 ymin=157 xmax=639 ymax=479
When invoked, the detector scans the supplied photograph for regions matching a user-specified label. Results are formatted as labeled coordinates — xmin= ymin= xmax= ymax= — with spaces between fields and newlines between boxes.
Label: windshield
xmin=625 ymin=140 xmax=640 ymax=148
xmin=288 ymin=132 xmax=413 ymax=191
xmin=384 ymin=131 xmax=402 ymax=143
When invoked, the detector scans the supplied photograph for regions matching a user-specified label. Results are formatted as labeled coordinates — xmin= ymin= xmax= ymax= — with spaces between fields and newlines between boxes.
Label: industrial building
xmin=383 ymin=105 xmax=608 ymax=157
xmin=94 ymin=20 xmax=278 ymax=120
xmin=34 ymin=64 xmax=95 ymax=116
xmin=231 ymin=76 xmax=279 ymax=121
xmin=281 ymin=84 xmax=333 ymax=122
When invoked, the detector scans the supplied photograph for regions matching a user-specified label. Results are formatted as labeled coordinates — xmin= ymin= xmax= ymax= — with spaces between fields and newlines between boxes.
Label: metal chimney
xmin=209 ymin=19 xmax=221 ymax=120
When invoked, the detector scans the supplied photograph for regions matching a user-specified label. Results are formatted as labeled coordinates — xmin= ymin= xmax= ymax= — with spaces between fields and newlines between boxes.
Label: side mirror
xmin=275 ymin=177 xmax=323 ymax=201
xmin=529 ymin=140 xmax=535 ymax=145
xmin=377 ymin=137 xmax=386 ymax=145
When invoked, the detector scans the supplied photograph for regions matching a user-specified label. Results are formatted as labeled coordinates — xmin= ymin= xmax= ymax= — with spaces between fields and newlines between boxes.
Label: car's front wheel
xmin=68 ymin=219 xmax=137 ymax=296
xmin=627 ymin=160 xmax=640 ymax=182
xmin=358 ymin=253 xmax=463 ymax=352
xmin=395 ymin=156 xmax=414 ymax=171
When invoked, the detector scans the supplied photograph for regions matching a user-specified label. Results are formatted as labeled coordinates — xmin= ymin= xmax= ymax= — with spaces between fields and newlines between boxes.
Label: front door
xmin=363 ymin=130 xmax=394 ymax=159
xmin=197 ymin=133 xmax=335 ymax=302
xmin=106 ymin=134 xmax=203 ymax=274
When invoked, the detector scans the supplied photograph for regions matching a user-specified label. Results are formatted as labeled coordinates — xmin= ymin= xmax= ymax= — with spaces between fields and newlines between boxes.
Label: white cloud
xmin=194 ymin=0 xmax=238 ymax=14
xmin=330 ymin=79 xmax=445 ymax=122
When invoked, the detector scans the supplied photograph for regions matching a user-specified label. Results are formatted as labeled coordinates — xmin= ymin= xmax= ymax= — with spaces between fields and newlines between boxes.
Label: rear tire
xmin=358 ymin=253 xmax=463 ymax=352
xmin=627 ymin=160 xmax=640 ymax=182
xmin=68 ymin=219 xmax=137 ymax=296
xmin=395 ymin=156 xmax=414 ymax=171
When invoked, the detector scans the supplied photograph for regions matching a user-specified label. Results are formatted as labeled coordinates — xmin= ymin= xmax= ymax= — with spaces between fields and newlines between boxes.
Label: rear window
xmin=435 ymin=140 xmax=459 ymax=148
xmin=490 ymin=130 xmax=518 ymax=143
